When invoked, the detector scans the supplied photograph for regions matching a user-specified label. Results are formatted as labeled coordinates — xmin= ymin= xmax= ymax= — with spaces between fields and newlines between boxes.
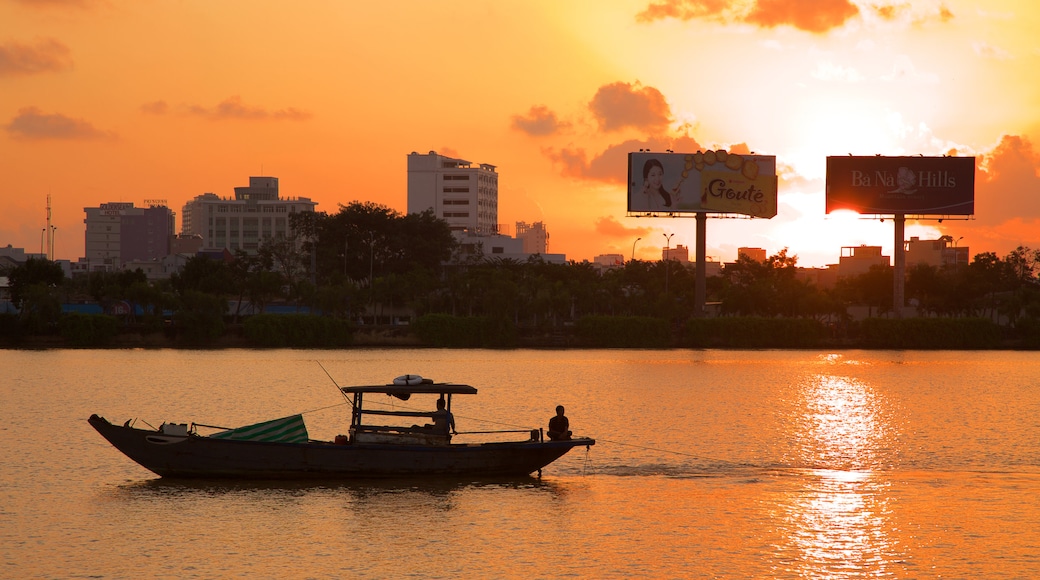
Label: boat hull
xmin=88 ymin=414 xmax=594 ymax=479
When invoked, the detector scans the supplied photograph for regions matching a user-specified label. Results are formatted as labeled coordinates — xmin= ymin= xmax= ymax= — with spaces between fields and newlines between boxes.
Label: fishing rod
xmin=316 ymin=360 xmax=352 ymax=405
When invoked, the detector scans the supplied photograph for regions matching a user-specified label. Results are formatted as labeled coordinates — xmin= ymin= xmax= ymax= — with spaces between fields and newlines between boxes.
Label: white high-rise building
xmin=407 ymin=151 xmax=498 ymax=235
xmin=180 ymin=176 xmax=317 ymax=254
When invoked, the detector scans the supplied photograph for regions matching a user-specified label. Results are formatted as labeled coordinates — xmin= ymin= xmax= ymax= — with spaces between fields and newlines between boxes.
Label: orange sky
xmin=3 ymin=0 xmax=1039 ymax=268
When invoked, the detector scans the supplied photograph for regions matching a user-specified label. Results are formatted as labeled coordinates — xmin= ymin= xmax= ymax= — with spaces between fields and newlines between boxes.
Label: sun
xmin=783 ymin=92 xmax=908 ymax=182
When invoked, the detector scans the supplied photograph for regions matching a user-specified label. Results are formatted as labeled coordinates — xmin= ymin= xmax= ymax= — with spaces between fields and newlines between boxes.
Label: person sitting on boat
xmin=547 ymin=405 xmax=572 ymax=441
xmin=428 ymin=398 xmax=456 ymax=436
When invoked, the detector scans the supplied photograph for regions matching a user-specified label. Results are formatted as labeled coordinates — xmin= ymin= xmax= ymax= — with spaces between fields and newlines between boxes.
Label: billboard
xmin=628 ymin=151 xmax=778 ymax=218
xmin=826 ymin=156 xmax=975 ymax=215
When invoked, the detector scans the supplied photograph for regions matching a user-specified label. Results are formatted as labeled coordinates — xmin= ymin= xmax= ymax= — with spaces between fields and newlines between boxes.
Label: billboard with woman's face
xmin=627 ymin=151 xmax=778 ymax=218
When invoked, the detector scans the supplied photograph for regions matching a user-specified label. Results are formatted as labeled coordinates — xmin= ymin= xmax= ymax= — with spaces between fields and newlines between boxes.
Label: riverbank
xmin=3 ymin=318 xmax=1037 ymax=350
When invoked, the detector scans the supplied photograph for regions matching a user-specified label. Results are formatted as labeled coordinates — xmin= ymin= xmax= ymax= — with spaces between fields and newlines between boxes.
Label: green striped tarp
xmin=209 ymin=414 xmax=309 ymax=443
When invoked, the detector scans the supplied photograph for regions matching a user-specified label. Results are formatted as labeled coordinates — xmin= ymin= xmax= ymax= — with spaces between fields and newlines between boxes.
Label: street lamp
xmin=631 ymin=237 xmax=641 ymax=262
xmin=663 ymin=233 xmax=674 ymax=294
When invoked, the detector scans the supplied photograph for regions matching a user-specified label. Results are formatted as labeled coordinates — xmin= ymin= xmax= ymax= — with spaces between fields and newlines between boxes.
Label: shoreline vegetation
xmin=4 ymin=207 xmax=1039 ymax=351
xmin=2 ymin=313 xmax=1037 ymax=350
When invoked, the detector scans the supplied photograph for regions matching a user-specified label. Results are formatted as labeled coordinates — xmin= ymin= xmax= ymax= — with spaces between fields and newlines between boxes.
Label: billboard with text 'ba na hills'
xmin=628 ymin=151 xmax=778 ymax=218
xmin=826 ymin=156 xmax=975 ymax=216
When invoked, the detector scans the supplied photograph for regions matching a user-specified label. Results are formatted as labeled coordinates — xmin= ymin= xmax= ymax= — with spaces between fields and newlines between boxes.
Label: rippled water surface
xmin=3 ymin=349 xmax=1039 ymax=578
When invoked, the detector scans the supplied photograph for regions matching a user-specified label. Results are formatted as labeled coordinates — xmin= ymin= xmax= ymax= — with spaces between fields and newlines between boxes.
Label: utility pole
xmin=663 ymin=232 xmax=674 ymax=294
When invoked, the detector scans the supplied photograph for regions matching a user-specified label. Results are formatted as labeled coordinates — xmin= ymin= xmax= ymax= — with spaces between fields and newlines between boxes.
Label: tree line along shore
xmin=4 ymin=203 xmax=1039 ymax=350
xmin=2 ymin=313 xmax=1036 ymax=350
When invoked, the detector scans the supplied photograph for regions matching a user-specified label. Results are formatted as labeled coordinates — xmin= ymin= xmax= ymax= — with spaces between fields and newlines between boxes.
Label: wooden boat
xmin=88 ymin=376 xmax=594 ymax=479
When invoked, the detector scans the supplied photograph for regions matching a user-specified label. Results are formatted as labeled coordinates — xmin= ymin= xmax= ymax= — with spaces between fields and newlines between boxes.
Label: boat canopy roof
xmin=340 ymin=384 xmax=478 ymax=396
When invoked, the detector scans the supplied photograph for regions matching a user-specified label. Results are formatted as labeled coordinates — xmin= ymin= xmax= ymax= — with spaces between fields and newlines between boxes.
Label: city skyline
xmin=3 ymin=1 xmax=1039 ymax=268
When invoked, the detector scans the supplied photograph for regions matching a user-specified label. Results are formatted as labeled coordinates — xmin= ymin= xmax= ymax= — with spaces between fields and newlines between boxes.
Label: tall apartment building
xmin=407 ymin=151 xmax=498 ymax=235
xmin=180 ymin=176 xmax=317 ymax=254
xmin=83 ymin=202 xmax=175 ymax=269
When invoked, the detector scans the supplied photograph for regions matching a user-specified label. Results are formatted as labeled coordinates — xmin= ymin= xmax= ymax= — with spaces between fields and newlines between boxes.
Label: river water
xmin=3 ymin=348 xmax=1039 ymax=578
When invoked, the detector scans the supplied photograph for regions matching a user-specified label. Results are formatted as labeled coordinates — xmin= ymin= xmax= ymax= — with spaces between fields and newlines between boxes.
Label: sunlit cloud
xmin=972 ymin=41 xmax=1012 ymax=60
xmin=544 ymin=135 xmax=707 ymax=183
xmin=976 ymin=135 xmax=1040 ymax=226
xmin=544 ymin=146 xmax=591 ymax=180
xmin=975 ymin=8 xmax=1013 ymax=20
xmin=595 ymin=216 xmax=653 ymax=239
xmin=543 ymin=142 xmax=636 ymax=183
xmin=588 ymin=81 xmax=672 ymax=133
xmin=635 ymin=0 xmax=732 ymax=24
xmin=637 ymin=0 xmax=955 ymax=33
xmin=937 ymin=4 xmax=954 ymax=22
xmin=871 ymin=3 xmax=904 ymax=21
xmin=4 ymin=106 xmax=115 ymax=141
xmin=184 ymin=96 xmax=311 ymax=121
xmin=879 ymin=55 xmax=939 ymax=84
xmin=745 ymin=0 xmax=859 ymax=33
xmin=811 ymin=61 xmax=865 ymax=82
xmin=510 ymin=105 xmax=570 ymax=136
xmin=0 ymin=38 xmax=73 ymax=77
xmin=867 ymin=1 xmax=954 ymax=26
xmin=637 ymin=0 xmax=861 ymax=33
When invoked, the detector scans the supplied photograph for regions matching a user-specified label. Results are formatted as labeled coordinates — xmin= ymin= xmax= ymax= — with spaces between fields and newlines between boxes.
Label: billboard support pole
xmin=695 ymin=212 xmax=707 ymax=317
xmin=893 ymin=213 xmax=905 ymax=318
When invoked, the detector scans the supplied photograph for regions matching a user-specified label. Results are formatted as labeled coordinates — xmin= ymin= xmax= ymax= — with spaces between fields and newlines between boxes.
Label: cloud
xmin=4 ymin=107 xmax=115 ymax=141
xmin=972 ymin=41 xmax=1012 ymax=60
xmin=543 ymin=146 xmax=591 ymax=180
xmin=0 ymin=38 xmax=73 ymax=77
xmin=868 ymin=2 xmax=956 ymax=26
xmin=976 ymin=136 xmax=1040 ymax=226
xmin=13 ymin=0 xmax=95 ymax=8
xmin=140 ymin=100 xmax=168 ymax=115
xmin=636 ymin=0 xmax=731 ymax=23
xmin=595 ymin=216 xmax=652 ymax=238
xmin=637 ymin=0 xmax=860 ymax=33
xmin=745 ymin=0 xmax=859 ymax=33
xmin=184 ymin=96 xmax=311 ymax=121
xmin=589 ymin=81 xmax=672 ymax=133
xmin=811 ymin=60 xmax=865 ymax=82
xmin=880 ymin=55 xmax=940 ymax=84
xmin=510 ymin=105 xmax=570 ymax=136
xmin=545 ymin=135 xmax=708 ymax=183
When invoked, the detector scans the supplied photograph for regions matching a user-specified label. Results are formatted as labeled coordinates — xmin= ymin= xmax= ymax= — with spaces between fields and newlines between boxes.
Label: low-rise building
xmin=180 ymin=176 xmax=317 ymax=254
xmin=83 ymin=202 xmax=175 ymax=270
xmin=838 ymin=245 xmax=889 ymax=279
xmin=737 ymin=247 xmax=767 ymax=262
xmin=906 ymin=236 xmax=969 ymax=268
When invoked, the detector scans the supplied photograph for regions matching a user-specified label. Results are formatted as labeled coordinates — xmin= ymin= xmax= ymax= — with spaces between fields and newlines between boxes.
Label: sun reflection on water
xmin=773 ymin=362 xmax=905 ymax=578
